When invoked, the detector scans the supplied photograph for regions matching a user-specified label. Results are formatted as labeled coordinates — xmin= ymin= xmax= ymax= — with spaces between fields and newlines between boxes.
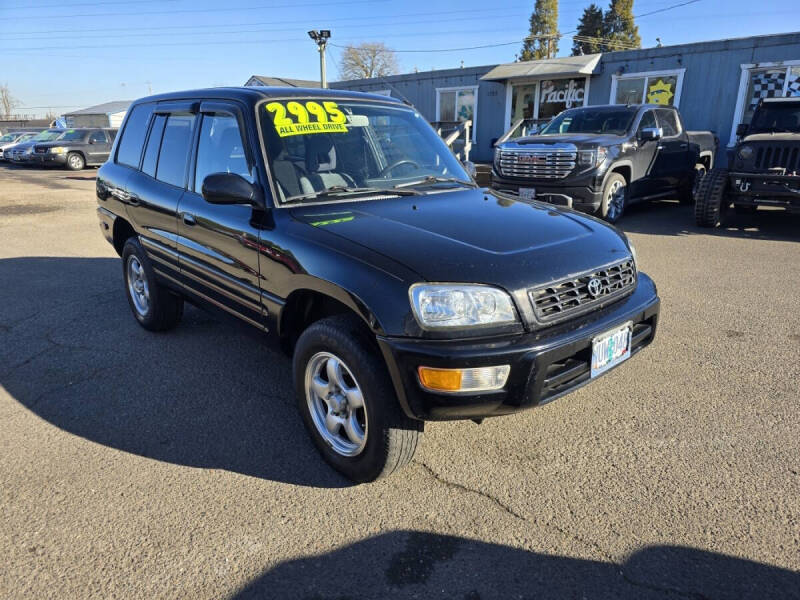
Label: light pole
xmin=308 ymin=30 xmax=331 ymax=88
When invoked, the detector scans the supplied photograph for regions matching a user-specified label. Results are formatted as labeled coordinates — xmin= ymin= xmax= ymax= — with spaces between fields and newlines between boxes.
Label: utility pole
xmin=307 ymin=30 xmax=331 ymax=88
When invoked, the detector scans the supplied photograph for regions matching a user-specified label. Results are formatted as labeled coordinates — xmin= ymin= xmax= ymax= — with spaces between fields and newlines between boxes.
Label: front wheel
xmin=66 ymin=152 xmax=85 ymax=171
xmin=694 ymin=168 xmax=730 ymax=227
xmin=293 ymin=315 xmax=422 ymax=482
xmin=601 ymin=173 xmax=627 ymax=223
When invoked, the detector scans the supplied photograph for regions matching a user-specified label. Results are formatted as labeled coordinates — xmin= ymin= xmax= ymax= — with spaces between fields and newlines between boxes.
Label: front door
xmin=175 ymin=101 xmax=266 ymax=330
xmin=650 ymin=108 xmax=692 ymax=191
xmin=86 ymin=130 xmax=112 ymax=164
xmin=629 ymin=109 xmax=660 ymax=198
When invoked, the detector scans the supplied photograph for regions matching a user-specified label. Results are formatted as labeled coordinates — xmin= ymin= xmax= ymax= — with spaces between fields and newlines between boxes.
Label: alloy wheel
xmin=126 ymin=255 xmax=150 ymax=316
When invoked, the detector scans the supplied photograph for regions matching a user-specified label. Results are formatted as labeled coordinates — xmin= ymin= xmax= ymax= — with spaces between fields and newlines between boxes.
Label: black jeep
xmin=695 ymin=97 xmax=800 ymax=226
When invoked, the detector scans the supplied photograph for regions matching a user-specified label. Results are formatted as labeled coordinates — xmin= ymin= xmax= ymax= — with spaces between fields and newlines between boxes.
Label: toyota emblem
xmin=587 ymin=278 xmax=604 ymax=298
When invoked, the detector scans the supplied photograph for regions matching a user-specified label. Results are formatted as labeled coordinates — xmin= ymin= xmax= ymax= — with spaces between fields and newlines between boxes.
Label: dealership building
xmin=326 ymin=31 xmax=800 ymax=164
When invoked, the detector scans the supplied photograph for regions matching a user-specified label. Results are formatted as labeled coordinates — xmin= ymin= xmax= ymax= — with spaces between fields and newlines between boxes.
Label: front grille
xmin=498 ymin=149 xmax=576 ymax=179
xmin=755 ymin=145 xmax=800 ymax=172
xmin=529 ymin=259 xmax=636 ymax=322
xmin=34 ymin=146 xmax=47 ymax=154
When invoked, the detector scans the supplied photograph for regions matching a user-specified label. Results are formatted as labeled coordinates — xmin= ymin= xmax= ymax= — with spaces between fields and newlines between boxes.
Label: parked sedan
xmin=0 ymin=131 xmax=37 ymax=161
xmin=5 ymin=129 xmax=65 ymax=164
xmin=32 ymin=128 xmax=117 ymax=170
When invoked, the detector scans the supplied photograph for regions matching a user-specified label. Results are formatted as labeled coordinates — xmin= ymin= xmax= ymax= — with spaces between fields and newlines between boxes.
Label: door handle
xmin=182 ymin=213 xmax=196 ymax=226
xmin=679 ymin=143 xmax=688 ymax=148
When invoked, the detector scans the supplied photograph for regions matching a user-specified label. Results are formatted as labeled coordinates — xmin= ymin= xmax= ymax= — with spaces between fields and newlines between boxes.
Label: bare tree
xmin=339 ymin=43 xmax=399 ymax=80
xmin=1 ymin=83 xmax=20 ymax=118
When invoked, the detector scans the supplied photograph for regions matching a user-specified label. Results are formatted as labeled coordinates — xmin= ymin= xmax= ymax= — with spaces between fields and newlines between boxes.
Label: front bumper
xmin=31 ymin=153 xmax=68 ymax=166
xmin=727 ymin=172 xmax=800 ymax=208
xmin=490 ymin=171 xmax=603 ymax=213
xmin=378 ymin=273 xmax=660 ymax=421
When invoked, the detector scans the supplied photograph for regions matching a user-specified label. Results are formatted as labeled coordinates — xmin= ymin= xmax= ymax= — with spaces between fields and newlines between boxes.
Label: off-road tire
xmin=66 ymin=152 xmax=85 ymax=171
xmin=121 ymin=237 xmax=184 ymax=331
xmin=679 ymin=163 xmax=707 ymax=204
xmin=694 ymin=168 xmax=730 ymax=228
xmin=293 ymin=314 xmax=423 ymax=483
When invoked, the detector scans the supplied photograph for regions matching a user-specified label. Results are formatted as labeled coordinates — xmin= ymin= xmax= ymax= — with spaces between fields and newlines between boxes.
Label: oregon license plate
xmin=591 ymin=322 xmax=633 ymax=378
xmin=519 ymin=187 xmax=536 ymax=200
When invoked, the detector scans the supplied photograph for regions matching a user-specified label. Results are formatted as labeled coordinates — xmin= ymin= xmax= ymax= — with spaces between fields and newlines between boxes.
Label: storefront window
xmin=612 ymin=71 xmax=682 ymax=106
xmin=436 ymin=87 xmax=477 ymax=141
xmin=511 ymin=84 xmax=537 ymax=124
xmin=615 ymin=78 xmax=645 ymax=104
xmin=729 ymin=62 xmax=800 ymax=145
xmin=538 ymin=78 xmax=587 ymax=119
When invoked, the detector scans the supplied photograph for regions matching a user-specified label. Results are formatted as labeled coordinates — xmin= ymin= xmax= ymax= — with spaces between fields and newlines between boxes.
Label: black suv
xmin=32 ymin=128 xmax=117 ymax=170
xmin=695 ymin=97 xmax=800 ymax=226
xmin=492 ymin=104 xmax=717 ymax=222
xmin=96 ymin=87 xmax=660 ymax=482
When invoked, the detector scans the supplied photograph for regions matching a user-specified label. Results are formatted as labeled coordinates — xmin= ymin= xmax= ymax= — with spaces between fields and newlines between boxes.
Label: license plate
xmin=591 ymin=322 xmax=633 ymax=378
xmin=519 ymin=187 xmax=536 ymax=200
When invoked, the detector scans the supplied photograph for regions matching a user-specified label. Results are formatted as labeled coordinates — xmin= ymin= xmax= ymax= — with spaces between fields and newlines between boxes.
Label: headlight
xmin=578 ymin=147 xmax=607 ymax=168
xmin=410 ymin=284 xmax=518 ymax=329
xmin=738 ymin=145 xmax=754 ymax=160
xmin=49 ymin=146 xmax=67 ymax=154
xmin=628 ymin=241 xmax=638 ymax=269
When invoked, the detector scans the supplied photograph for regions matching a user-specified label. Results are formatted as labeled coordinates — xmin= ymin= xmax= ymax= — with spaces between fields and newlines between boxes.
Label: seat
xmin=300 ymin=135 xmax=355 ymax=192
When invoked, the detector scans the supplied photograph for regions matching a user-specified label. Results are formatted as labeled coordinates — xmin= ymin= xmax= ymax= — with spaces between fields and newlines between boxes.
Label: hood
xmin=741 ymin=132 xmax=800 ymax=143
xmin=501 ymin=133 xmax=624 ymax=148
xmin=289 ymin=188 xmax=632 ymax=293
xmin=34 ymin=141 xmax=74 ymax=149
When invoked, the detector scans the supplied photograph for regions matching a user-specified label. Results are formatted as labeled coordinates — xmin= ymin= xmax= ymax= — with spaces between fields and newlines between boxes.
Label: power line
xmin=1 ymin=0 xmax=178 ymax=10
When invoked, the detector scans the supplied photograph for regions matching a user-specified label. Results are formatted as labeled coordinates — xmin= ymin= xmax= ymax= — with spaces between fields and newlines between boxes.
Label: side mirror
xmin=202 ymin=172 xmax=264 ymax=207
xmin=88 ymin=138 xmax=96 ymax=145
xmin=736 ymin=123 xmax=749 ymax=137
xmin=639 ymin=127 xmax=662 ymax=142
xmin=462 ymin=160 xmax=477 ymax=179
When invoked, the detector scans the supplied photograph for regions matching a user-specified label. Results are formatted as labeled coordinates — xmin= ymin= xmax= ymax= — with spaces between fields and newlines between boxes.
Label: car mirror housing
xmin=201 ymin=172 xmax=264 ymax=207
xmin=639 ymin=127 xmax=662 ymax=142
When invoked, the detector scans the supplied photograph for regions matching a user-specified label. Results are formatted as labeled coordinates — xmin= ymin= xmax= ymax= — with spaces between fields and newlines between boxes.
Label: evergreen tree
xmin=571 ymin=4 xmax=604 ymax=56
xmin=519 ymin=0 xmax=559 ymax=61
xmin=603 ymin=0 xmax=641 ymax=50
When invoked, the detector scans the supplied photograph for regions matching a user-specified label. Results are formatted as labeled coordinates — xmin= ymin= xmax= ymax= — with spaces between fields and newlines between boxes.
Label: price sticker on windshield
xmin=266 ymin=101 xmax=348 ymax=137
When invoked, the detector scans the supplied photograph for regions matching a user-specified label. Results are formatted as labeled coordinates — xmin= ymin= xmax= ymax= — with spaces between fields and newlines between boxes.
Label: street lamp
xmin=308 ymin=29 xmax=331 ymax=89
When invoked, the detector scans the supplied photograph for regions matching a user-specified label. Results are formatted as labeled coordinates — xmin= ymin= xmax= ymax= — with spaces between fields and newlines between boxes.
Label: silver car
xmin=0 ymin=131 xmax=36 ymax=161
xmin=5 ymin=129 xmax=65 ymax=164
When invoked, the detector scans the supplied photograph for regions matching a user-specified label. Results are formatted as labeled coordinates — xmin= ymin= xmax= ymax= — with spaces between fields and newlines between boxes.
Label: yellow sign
xmin=266 ymin=100 xmax=348 ymax=137
xmin=647 ymin=79 xmax=674 ymax=105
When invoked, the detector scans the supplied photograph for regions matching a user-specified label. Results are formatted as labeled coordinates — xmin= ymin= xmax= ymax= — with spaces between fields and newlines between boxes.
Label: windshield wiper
xmin=393 ymin=175 xmax=478 ymax=190
xmin=286 ymin=185 xmax=420 ymax=203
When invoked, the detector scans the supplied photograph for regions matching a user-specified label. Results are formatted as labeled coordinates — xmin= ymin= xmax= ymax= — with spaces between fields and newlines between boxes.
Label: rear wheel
xmin=66 ymin=152 xmax=85 ymax=171
xmin=694 ymin=168 xmax=730 ymax=228
xmin=601 ymin=173 xmax=627 ymax=223
xmin=122 ymin=237 xmax=184 ymax=331
xmin=679 ymin=163 xmax=707 ymax=204
xmin=293 ymin=314 xmax=422 ymax=482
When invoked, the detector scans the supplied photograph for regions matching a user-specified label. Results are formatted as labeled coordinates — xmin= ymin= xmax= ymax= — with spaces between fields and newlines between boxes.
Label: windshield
xmin=57 ymin=129 xmax=87 ymax=142
xmin=749 ymin=102 xmax=800 ymax=134
xmin=32 ymin=129 xmax=63 ymax=142
xmin=0 ymin=133 xmax=20 ymax=142
xmin=539 ymin=107 xmax=637 ymax=136
xmin=260 ymin=98 xmax=470 ymax=204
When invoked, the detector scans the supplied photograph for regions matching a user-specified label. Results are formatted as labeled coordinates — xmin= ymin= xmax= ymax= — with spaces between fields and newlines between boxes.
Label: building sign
xmin=539 ymin=78 xmax=586 ymax=119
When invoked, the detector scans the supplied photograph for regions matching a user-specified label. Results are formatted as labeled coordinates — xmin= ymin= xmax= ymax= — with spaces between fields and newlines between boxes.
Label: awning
xmin=481 ymin=53 xmax=602 ymax=81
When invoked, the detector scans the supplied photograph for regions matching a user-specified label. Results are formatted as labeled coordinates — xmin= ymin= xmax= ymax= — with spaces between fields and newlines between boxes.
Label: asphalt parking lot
xmin=1 ymin=162 xmax=799 ymax=599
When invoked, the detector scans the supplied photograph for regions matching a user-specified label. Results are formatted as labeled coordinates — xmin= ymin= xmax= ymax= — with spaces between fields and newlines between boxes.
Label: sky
xmin=1 ymin=0 xmax=798 ymax=118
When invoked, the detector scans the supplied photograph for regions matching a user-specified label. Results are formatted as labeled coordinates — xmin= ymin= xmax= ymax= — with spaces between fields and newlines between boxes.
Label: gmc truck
xmin=492 ymin=104 xmax=717 ymax=223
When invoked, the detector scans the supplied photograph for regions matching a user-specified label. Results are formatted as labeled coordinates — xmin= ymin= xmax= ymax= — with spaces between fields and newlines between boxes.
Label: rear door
xmin=174 ymin=100 xmax=266 ymax=329
xmin=650 ymin=108 xmax=692 ymax=192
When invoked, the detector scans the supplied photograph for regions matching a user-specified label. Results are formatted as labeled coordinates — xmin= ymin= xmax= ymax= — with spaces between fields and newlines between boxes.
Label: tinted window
xmin=89 ymin=130 xmax=106 ymax=143
xmin=141 ymin=114 xmax=166 ymax=177
xmin=155 ymin=114 xmax=196 ymax=188
xmin=117 ymin=104 xmax=153 ymax=168
xmin=59 ymin=130 xmax=88 ymax=142
xmin=539 ymin=108 xmax=636 ymax=135
xmin=637 ymin=110 xmax=657 ymax=133
xmin=194 ymin=114 xmax=252 ymax=192
xmin=656 ymin=109 xmax=680 ymax=137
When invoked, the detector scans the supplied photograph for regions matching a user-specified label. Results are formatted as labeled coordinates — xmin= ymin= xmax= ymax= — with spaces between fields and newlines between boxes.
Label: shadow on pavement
xmin=0 ymin=256 xmax=350 ymax=489
xmin=619 ymin=200 xmax=800 ymax=242
xmin=230 ymin=530 xmax=800 ymax=599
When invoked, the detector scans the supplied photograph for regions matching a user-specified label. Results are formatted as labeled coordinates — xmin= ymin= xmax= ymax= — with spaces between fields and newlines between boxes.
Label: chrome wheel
xmin=305 ymin=351 xmax=367 ymax=457
xmin=606 ymin=179 xmax=625 ymax=221
xmin=126 ymin=255 xmax=150 ymax=317
xmin=68 ymin=153 xmax=83 ymax=170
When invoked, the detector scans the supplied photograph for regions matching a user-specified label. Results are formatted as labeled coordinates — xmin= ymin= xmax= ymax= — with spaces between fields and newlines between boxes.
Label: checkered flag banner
xmin=749 ymin=71 xmax=786 ymax=108
xmin=788 ymin=71 xmax=800 ymax=97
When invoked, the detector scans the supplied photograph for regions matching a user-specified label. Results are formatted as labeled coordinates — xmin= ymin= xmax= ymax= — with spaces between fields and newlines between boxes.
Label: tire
xmin=121 ymin=237 xmax=184 ymax=331
xmin=66 ymin=152 xmax=85 ymax=171
xmin=600 ymin=173 xmax=627 ymax=223
xmin=694 ymin=168 xmax=730 ymax=228
xmin=679 ymin=163 xmax=707 ymax=204
xmin=293 ymin=314 xmax=423 ymax=483
xmin=734 ymin=204 xmax=757 ymax=215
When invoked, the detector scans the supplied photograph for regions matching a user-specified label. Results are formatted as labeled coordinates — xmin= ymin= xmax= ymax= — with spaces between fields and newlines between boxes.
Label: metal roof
xmin=481 ymin=54 xmax=602 ymax=81
xmin=246 ymin=76 xmax=321 ymax=88
xmin=64 ymin=101 xmax=131 ymax=116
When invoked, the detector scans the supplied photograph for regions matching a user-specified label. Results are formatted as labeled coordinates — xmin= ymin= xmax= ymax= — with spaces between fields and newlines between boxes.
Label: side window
xmin=656 ymin=109 xmax=680 ymax=137
xmin=89 ymin=130 xmax=106 ymax=144
xmin=116 ymin=104 xmax=153 ymax=168
xmin=193 ymin=113 xmax=252 ymax=192
xmin=155 ymin=114 xmax=196 ymax=188
xmin=637 ymin=110 xmax=657 ymax=133
xmin=141 ymin=114 xmax=166 ymax=177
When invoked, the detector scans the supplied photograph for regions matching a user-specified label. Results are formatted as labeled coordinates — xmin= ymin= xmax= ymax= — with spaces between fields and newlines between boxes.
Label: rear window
xmin=116 ymin=104 xmax=153 ymax=168
xmin=155 ymin=114 xmax=196 ymax=188
xmin=656 ymin=109 xmax=680 ymax=137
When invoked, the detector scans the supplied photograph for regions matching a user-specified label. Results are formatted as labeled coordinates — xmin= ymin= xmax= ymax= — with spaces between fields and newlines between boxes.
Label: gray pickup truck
xmin=491 ymin=104 xmax=718 ymax=222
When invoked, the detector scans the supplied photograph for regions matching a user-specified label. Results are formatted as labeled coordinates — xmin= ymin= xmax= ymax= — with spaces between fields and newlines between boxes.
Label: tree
xmin=1 ymin=83 xmax=20 ymax=118
xmin=572 ymin=4 xmax=604 ymax=56
xmin=519 ymin=0 xmax=559 ymax=62
xmin=339 ymin=43 xmax=399 ymax=80
xmin=603 ymin=0 xmax=641 ymax=50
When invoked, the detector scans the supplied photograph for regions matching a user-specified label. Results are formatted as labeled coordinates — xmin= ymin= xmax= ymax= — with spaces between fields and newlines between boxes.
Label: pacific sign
xmin=540 ymin=79 xmax=586 ymax=109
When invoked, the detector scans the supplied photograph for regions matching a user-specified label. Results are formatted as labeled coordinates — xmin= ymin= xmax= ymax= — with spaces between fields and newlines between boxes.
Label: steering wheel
xmin=378 ymin=159 xmax=420 ymax=178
